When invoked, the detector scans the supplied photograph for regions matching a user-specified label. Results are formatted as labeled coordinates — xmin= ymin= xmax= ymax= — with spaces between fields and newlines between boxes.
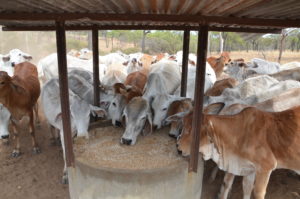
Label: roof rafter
xmin=0 ymin=13 xmax=298 ymax=28
xmin=2 ymin=24 xmax=282 ymax=34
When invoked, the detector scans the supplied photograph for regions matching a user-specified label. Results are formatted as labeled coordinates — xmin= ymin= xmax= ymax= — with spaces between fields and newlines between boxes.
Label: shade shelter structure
xmin=0 ymin=0 xmax=300 ymax=197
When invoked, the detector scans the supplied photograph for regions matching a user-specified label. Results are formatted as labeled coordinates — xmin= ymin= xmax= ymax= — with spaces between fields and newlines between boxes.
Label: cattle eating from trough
xmin=0 ymin=48 xmax=300 ymax=198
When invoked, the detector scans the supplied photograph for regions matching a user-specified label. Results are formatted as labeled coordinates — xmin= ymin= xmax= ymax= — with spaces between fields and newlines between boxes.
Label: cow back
xmin=13 ymin=62 xmax=40 ymax=105
xmin=124 ymin=71 xmax=147 ymax=92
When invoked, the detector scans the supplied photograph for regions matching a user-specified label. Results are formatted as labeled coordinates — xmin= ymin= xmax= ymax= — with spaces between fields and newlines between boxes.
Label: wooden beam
xmin=210 ymin=27 xmax=281 ymax=33
xmin=0 ymin=13 xmax=299 ymax=28
xmin=55 ymin=20 xmax=75 ymax=167
xmin=189 ymin=25 xmax=208 ymax=172
xmin=92 ymin=28 xmax=100 ymax=108
xmin=2 ymin=25 xmax=282 ymax=34
xmin=180 ymin=29 xmax=190 ymax=97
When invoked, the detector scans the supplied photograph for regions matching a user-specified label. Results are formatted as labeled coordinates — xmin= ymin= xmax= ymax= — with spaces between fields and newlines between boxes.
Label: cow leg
xmin=209 ymin=165 xmax=219 ymax=183
xmin=253 ymin=170 xmax=272 ymax=199
xmin=33 ymin=103 xmax=40 ymax=126
xmin=60 ymin=130 xmax=68 ymax=184
xmin=49 ymin=125 xmax=60 ymax=146
xmin=242 ymin=172 xmax=255 ymax=199
xmin=217 ymin=172 xmax=235 ymax=199
xmin=29 ymin=110 xmax=40 ymax=154
xmin=11 ymin=121 xmax=20 ymax=157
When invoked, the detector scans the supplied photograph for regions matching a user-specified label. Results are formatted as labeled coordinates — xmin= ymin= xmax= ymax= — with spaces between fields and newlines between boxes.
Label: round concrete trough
xmin=68 ymin=157 xmax=204 ymax=199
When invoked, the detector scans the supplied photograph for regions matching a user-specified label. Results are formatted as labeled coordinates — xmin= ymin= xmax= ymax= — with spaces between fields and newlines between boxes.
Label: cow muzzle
xmin=115 ymin=120 xmax=122 ymax=127
xmin=121 ymin=138 xmax=132 ymax=145
xmin=177 ymin=149 xmax=182 ymax=155
xmin=1 ymin=135 xmax=9 ymax=139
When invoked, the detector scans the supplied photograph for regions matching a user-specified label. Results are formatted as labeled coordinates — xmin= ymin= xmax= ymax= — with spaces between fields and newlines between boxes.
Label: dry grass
xmin=210 ymin=50 xmax=300 ymax=64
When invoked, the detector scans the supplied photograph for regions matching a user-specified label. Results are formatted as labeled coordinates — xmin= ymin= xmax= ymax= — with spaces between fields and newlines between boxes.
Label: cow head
xmin=3 ymin=49 xmax=32 ymax=67
xmin=175 ymin=112 xmax=214 ymax=158
xmin=109 ymin=83 xmax=142 ymax=127
xmin=78 ymin=48 xmax=92 ymax=60
xmin=126 ymin=58 xmax=143 ymax=74
xmin=55 ymin=96 xmax=106 ymax=138
xmin=151 ymin=94 xmax=186 ymax=130
xmin=169 ymin=103 xmax=224 ymax=156
xmin=0 ymin=72 xmax=11 ymax=95
xmin=109 ymin=93 xmax=126 ymax=127
xmin=220 ymin=51 xmax=231 ymax=64
xmin=163 ymin=99 xmax=193 ymax=138
xmin=121 ymin=97 xmax=152 ymax=145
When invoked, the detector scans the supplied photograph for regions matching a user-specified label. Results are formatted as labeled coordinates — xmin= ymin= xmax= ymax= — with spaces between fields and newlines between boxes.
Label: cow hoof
xmin=11 ymin=150 xmax=21 ymax=157
xmin=32 ymin=147 xmax=41 ymax=154
xmin=62 ymin=176 xmax=69 ymax=184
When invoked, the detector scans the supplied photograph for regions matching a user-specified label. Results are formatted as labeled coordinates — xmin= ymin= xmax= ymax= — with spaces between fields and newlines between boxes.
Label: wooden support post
xmin=189 ymin=25 xmax=209 ymax=172
xmin=180 ymin=30 xmax=190 ymax=97
xmin=92 ymin=28 xmax=100 ymax=107
xmin=55 ymin=20 xmax=75 ymax=167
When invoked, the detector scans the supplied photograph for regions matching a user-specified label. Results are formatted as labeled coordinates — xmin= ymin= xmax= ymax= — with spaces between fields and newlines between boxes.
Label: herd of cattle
xmin=0 ymin=48 xmax=300 ymax=198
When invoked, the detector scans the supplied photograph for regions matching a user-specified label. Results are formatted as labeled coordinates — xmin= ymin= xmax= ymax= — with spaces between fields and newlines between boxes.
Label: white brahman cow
xmin=42 ymin=78 xmax=106 ymax=184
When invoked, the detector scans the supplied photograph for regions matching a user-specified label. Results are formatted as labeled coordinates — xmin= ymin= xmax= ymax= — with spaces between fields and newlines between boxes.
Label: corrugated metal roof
xmin=0 ymin=0 xmax=299 ymax=31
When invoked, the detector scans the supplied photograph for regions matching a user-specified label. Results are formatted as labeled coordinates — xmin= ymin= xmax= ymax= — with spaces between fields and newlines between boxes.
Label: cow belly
xmin=213 ymin=148 xmax=255 ymax=176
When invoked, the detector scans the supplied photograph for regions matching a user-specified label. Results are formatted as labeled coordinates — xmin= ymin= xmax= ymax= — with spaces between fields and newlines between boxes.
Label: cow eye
xmin=162 ymin=108 xmax=167 ymax=111
xmin=19 ymin=53 xmax=21 ymax=56
xmin=141 ymin=116 xmax=146 ymax=120
xmin=112 ymin=102 xmax=116 ymax=107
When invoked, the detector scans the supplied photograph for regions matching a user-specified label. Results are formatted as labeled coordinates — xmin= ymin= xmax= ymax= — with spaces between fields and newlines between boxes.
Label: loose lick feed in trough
xmin=74 ymin=126 xmax=182 ymax=170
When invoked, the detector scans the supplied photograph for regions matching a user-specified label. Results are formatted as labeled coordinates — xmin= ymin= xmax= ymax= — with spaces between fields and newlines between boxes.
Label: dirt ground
xmin=201 ymin=161 xmax=300 ymax=199
xmin=0 ymin=113 xmax=69 ymax=199
xmin=0 ymin=112 xmax=299 ymax=199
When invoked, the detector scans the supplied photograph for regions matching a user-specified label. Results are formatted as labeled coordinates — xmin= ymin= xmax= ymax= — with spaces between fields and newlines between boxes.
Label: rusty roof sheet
xmin=0 ymin=0 xmax=299 ymax=31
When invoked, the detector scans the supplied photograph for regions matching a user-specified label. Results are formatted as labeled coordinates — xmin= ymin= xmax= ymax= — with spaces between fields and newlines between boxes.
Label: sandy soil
xmin=201 ymin=161 xmax=300 ymax=199
xmin=0 ymin=114 xmax=69 ymax=199
xmin=0 ymin=113 xmax=299 ymax=199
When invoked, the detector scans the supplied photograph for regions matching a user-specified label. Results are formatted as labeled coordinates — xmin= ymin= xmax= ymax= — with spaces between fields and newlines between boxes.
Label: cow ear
xmin=122 ymin=61 xmax=129 ymax=66
xmin=165 ymin=111 xmax=189 ymax=123
xmin=2 ymin=55 xmax=10 ymax=62
xmin=119 ymin=87 xmax=129 ymax=97
xmin=203 ymin=102 xmax=225 ymax=115
xmin=55 ymin=113 xmax=62 ymax=123
xmin=100 ymin=101 xmax=110 ymax=110
xmin=89 ymin=105 xmax=107 ymax=118
xmin=23 ymin=54 xmax=32 ymax=61
xmin=188 ymin=60 xmax=196 ymax=66
xmin=113 ymin=83 xmax=126 ymax=94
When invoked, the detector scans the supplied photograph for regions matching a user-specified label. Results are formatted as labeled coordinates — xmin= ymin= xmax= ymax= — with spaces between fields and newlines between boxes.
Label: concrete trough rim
xmin=75 ymin=155 xmax=190 ymax=174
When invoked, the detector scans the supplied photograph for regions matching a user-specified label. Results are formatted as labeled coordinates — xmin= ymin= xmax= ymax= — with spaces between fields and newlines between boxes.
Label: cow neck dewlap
xmin=202 ymin=118 xmax=256 ymax=176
